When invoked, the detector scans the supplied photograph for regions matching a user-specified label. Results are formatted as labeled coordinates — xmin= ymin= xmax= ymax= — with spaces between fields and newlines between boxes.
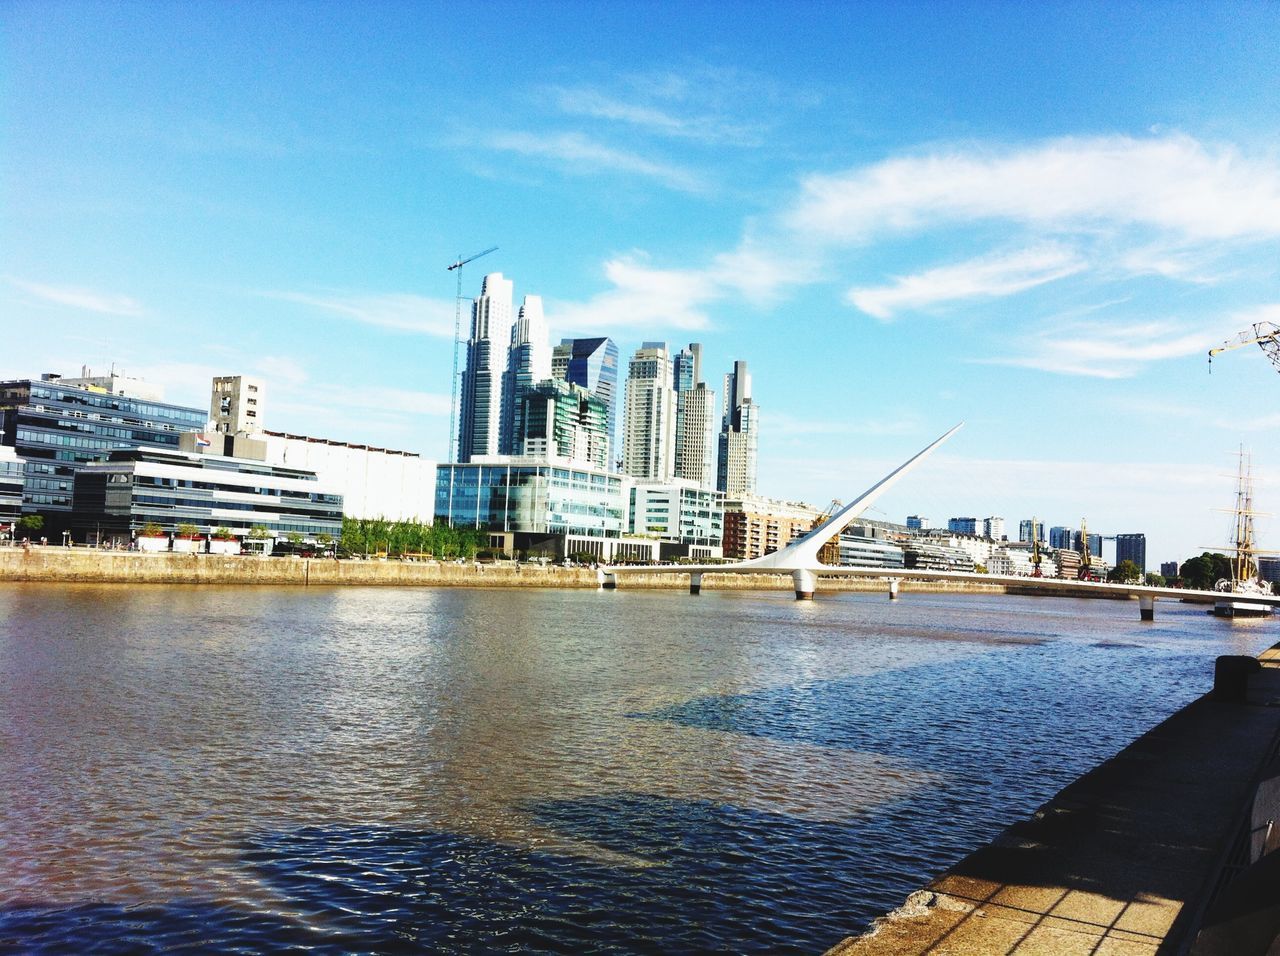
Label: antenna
xmin=446 ymin=246 xmax=498 ymax=461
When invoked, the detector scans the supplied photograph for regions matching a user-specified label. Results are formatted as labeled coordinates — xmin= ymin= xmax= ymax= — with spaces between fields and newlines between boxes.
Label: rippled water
xmin=0 ymin=584 xmax=1272 ymax=953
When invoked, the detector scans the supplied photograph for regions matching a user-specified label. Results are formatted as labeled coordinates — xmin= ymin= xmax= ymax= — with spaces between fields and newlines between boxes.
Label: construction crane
xmin=1208 ymin=321 xmax=1280 ymax=374
xmin=445 ymin=246 xmax=498 ymax=461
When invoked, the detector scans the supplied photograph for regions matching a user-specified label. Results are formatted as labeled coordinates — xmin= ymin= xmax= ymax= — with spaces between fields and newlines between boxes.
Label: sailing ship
xmin=1213 ymin=446 xmax=1274 ymax=618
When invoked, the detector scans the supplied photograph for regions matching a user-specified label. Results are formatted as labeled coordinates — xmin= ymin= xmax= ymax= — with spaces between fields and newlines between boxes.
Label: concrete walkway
xmin=828 ymin=646 xmax=1280 ymax=956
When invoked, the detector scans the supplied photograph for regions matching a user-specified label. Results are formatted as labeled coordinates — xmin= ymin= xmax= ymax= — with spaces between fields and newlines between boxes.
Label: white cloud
xmin=848 ymin=245 xmax=1086 ymax=319
xmin=549 ymin=86 xmax=762 ymax=145
xmin=550 ymin=255 xmax=722 ymax=333
xmin=786 ymin=134 xmax=1280 ymax=244
xmin=6 ymin=276 xmax=144 ymax=316
xmin=485 ymin=131 xmax=704 ymax=192
xmin=263 ymin=291 xmax=455 ymax=337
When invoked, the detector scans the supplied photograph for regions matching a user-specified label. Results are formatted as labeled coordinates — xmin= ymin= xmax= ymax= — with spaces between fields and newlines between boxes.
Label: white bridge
xmin=598 ymin=424 xmax=1280 ymax=621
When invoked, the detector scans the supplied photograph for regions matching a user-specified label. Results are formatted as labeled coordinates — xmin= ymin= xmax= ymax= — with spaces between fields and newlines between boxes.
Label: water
xmin=0 ymin=583 xmax=1271 ymax=954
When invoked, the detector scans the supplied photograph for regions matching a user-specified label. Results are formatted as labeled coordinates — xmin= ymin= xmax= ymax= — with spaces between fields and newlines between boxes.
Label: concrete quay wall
xmin=0 ymin=548 xmax=1009 ymax=593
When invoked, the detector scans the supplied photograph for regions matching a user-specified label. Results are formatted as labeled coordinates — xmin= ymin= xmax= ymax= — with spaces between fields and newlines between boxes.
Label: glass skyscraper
xmin=458 ymin=273 xmax=514 ymax=463
xmin=551 ymin=337 xmax=619 ymax=467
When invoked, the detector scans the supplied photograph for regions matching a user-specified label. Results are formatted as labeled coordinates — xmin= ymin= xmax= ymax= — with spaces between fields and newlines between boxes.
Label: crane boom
xmin=1208 ymin=320 xmax=1280 ymax=373
xmin=446 ymin=246 xmax=498 ymax=461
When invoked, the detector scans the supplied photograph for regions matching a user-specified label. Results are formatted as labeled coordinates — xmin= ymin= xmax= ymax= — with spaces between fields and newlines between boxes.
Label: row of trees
xmin=338 ymin=517 xmax=485 ymax=559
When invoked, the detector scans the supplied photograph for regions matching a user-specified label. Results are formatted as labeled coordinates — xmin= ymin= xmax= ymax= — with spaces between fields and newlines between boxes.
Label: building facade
xmin=1019 ymin=519 xmax=1045 ymax=544
xmin=983 ymin=516 xmax=1006 ymax=541
xmin=457 ymin=272 xmax=514 ymax=462
xmin=621 ymin=343 xmax=676 ymax=481
xmin=721 ymin=494 xmax=823 ymax=561
xmin=629 ymin=479 xmax=724 ymax=557
xmin=210 ymin=375 xmax=265 ymax=435
xmin=0 ymin=375 xmax=207 ymax=529
xmin=516 ymin=379 xmax=610 ymax=470
xmin=1115 ymin=533 xmax=1147 ymax=572
xmin=71 ymin=448 xmax=343 ymax=544
xmin=947 ymin=517 xmax=979 ymax=535
xmin=717 ymin=360 xmax=758 ymax=497
xmin=499 ymin=295 xmax=551 ymax=455
xmin=0 ymin=444 xmax=23 ymax=528
xmin=552 ymin=337 xmax=619 ymax=468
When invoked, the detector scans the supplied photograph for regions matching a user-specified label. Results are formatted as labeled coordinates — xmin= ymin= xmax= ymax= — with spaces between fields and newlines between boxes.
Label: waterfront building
xmin=1055 ymin=549 xmax=1081 ymax=579
xmin=984 ymin=516 xmax=1006 ymax=541
xmin=721 ymin=494 xmax=823 ymax=561
xmin=1019 ymin=519 xmax=1045 ymax=544
xmin=71 ymin=447 xmax=343 ymax=546
xmin=1049 ymin=526 xmax=1073 ymax=550
xmin=988 ymin=545 xmax=1038 ymax=576
xmin=947 ymin=516 xmax=979 ymax=535
xmin=905 ymin=514 xmax=929 ymax=530
xmin=499 ymin=295 xmax=551 ymax=455
xmin=1086 ymin=533 xmax=1103 ymax=558
xmin=1160 ymin=560 xmax=1180 ymax=579
xmin=921 ymin=530 xmax=997 ymax=568
xmin=552 ymin=337 xmax=619 ymax=468
xmin=210 ymin=375 xmax=265 ymax=436
xmin=1115 ymin=533 xmax=1147 ymax=573
xmin=902 ymin=540 xmax=975 ymax=572
xmin=838 ymin=531 xmax=905 ymax=569
xmin=672 ymin=343 xmax=716 ymax=489
xmin=621 ymin=343 xmax=676 ymax=481
xmin=0 ymin=444 xmax=23 ymax=527
xmin=260 ymin=431 xmax=435 ymax=523
xmin=0 ymin=374 xmax=207 ymax=531
xmin=717 ymin=360 xmax=758 ymax=497
xmin=457 ymin=273 xmax=514 ymax=462
xmin=629 ymin=479 xmax=724 ymax=559
xmin=435 ymin=456 xmax=656 ymax=563
xmin=516 ymin=378 xmax=610 ymax=470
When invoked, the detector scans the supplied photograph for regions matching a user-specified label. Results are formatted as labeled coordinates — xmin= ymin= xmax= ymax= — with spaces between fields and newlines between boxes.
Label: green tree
xmin=141 ymin=521 xmax=165 ymax=537
xmin=176 ymin=522 xmax=200 ymax=538
xmin=285 ymin=531 xmax=304 ymax=547
xmin=1144 ymin=572 xmax=1166 ymax=587
xmin=16 ymin=514 xmax=44 ymax=535
xmin=1107 ymin=560 xmax=1143 ymax=584
xmin=212 ymin=526 xmax=235 ymax=540
xmin=247 ymin=525 xmax=271 ymax=540
xmin=1180 ymin=552 xmax=1231 ymax=590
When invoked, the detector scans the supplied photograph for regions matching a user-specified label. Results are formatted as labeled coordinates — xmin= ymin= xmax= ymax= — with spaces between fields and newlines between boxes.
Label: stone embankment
xmin=0 ymin=547 xmax=1008 ymax=593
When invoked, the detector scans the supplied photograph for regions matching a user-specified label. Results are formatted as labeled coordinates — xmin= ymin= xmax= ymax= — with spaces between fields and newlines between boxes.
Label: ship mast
xmin=1232 ymin=446 xmax=1258 ymax=584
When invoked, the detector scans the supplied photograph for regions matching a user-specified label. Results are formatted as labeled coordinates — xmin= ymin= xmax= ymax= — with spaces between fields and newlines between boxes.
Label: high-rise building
xmin=499 ymin=295 xmax=550 ymax=455
xmin=1048 ymin=526 xmax=1073 ymax=550
xmin=672 ymin=343 xmax=716 ymax=489
xmin=517 ymin=378 xmax=610 ymax=469
xmin=1019 ymin=519 xmax=1045 ymax=544
xmin=552 ymin=337 xmax=619 ymax=467
xmin=947 ymin=517 xmax=979 ymax=534
xmin=906 ymin=515 xmax=929 ymax=530
xmin=983 ymin=516 xmax=1006 ymax=541
xmin=717 ymin=360 xmax=758 ymax=497
xmin=621 ymin=343 xmax=676 ymax=481
xmin=457 ymin=272 xmax=514 ymax=462
xmin=1115 ymin=533 xmax=1146 ymax=571
xmin=1160 ymin=561 xmax=1180 ymax=579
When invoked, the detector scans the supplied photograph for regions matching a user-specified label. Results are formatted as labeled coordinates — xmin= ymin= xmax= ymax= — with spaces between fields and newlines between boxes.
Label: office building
xmin=71 ymin=447 xmax=343 ymax=545
xmin=717 ymin=359 xmax=758 ymax=497
xmin=621 ymin=343 xmax=676 ymax=481
xmin=1160 ymin=560 xmax=1180 ymax=579
xmin=905 ymin=515 xmax=929 ymax=530
xmin=838 ymin=531 xmax=905 ymax=569
xmin=630 ymin=479 xmax=724 ymax=559
xmin=0 ymin=374 xmax=207 ymax=530
xmin=0 ymin=444 xmax=23 ymax=526
xmin=671 ymin=343 xmax=716 ymax=489
xmin=516 ymin=378 xmax=610 ymax=470
xmin=1258 ymin=557 xmax=1280 ymax=584
xmin=435 ymin=456 xmax=656 ymax=563
xmin=1048 ymin=526 xmax=1073 ymax=550
xmin=947 ymin=517 xmax=979 ymax=535
xmin=210 ymin=375 xmax=265 ymax=435
xmin=1019 ymin=519 xmax=1045 ymax=544
xmin=983 ymin=516 xmax=1006 ymax=541
xmin=1115 ymin=533 xmax=1146 ymax=572
xmin=457 ymin=273 xmax=514 ymax=462
xmin=552 ymin=337 xmax=619 ymax=467
xmin=499 ymin=295 xmax=551 ymax=455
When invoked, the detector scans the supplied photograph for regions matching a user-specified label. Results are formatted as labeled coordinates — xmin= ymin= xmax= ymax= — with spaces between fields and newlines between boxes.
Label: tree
xmin=212 ymin=526 xmax=235 ymax=540
xmin=1181 ymin=552 xmax=1232 ymax=590
xmin=247 ymin=525 xmax=271 ymax=540
xmin=16 ymin=514 xmax=44 ymax=535
xmin=1144 ymin=572 xmax=1166 ymax=587
xmin=176 ymin=522 xmax=200 ymax=538
xmin=140 ymin=521 xmax=165 ymax=537
xmin=1107 ymin=560 xmax=1142 ymax=584
xmin=285 ymin=531 xmax=304 ymax=547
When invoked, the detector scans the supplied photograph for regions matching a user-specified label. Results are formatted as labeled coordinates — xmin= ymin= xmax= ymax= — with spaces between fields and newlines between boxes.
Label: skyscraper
xmin=552 ymin=337 xmax=619 ymax=467
xmin=717 ymin=360 xmax=757 ymax=497
xmin=1115 ymin=533 xmax=1147 ymax=572
xmin=621 ymin=342 xmax=676 ymax=481
xmin=457 ymin=273 xmax=513 ymax=462
xmin=499 ymin=295 xmax=550 ymax=455
xmin=517 ymin=378 xmax=610 ymax=469
xmin=673 ymin=343 xmax=716 ymax=489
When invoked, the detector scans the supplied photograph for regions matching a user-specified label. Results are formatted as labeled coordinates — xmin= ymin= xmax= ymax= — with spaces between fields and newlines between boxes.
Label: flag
xmin=195 ymin=433 xmax=211 ymax=448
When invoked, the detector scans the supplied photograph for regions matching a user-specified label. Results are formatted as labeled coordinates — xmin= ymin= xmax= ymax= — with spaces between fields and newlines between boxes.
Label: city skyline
xmin=4 ymin=2 xmax=1279 ymax=565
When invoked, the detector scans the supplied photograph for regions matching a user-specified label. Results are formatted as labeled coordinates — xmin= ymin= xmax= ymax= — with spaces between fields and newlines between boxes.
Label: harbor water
xmin=0 ymin=583 xmax=1272 ymax=954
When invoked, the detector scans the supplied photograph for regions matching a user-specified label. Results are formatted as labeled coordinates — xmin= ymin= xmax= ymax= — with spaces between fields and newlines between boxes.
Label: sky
xmin=3 ymin=0 xmax=1280 ymax=567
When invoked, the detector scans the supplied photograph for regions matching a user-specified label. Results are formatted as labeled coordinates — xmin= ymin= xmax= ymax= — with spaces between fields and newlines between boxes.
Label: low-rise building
xmin=630 ymin=479 xmax=724 ymax=560
xmin=903 ymin=540 xmax=975 ymax=572
xmin=838 ymin=531 xmax=905 ymax=569
xmin=0 ymin=444 xmax=23 ymax=530
xmin=71 ymin=447 xmax=343 ymax=547
xmin=721 ymin=494 xmax=824 ymax=561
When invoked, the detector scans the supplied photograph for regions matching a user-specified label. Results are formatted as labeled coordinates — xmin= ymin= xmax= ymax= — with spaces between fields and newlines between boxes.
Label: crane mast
xmin=1208 ymin=320 xmax=1280 ymax=374
xmin=445 ymin=246 xmax=498 ymax=461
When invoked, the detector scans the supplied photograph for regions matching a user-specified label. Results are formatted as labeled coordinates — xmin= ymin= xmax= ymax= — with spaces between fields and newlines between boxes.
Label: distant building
xmin=988 ymin=545 xmax=1037 ymax=576
xmin=947 ymin=517 xmax=979 ymax=535
xmin=0 ymin=374 xmax=207 ymax=531
xmin=672 ymin=343 xmax=717 ymax=490
xmin=622 ymin=343 xmax=676 ymax=481
xmin=58 ymin=365 xmax=166 ymax=402
xmin=1115 ymin=533 xmax=1147 ymax=573
xmin=499 ymin=295 xmax=551 ymax=455
xmin=1019 ymin=519 xmax=1045 ymax=544
xmin=1258 ymin=557 xmax=1280 ymax=584
xmin=983 ymin=516 xmax=1006 ymax=541
xmin=71 ymin=447 xmax=343 ymax=546
xmin=457 ymin=273 xmax=514 ymax=462
xmin=905 ymin=515 xmax=929 ymax=530
xmin=903 ymin=540 xmax=975 ymax=572
xmin=630 ymin=479 xmax=724 ymax=559
xmin=722 ymin=494 xmax=823 ymax=562
xmin=717 ymin=360 xmax=758 ymax=497
xmin=552 ymin=337 xmax=619 ymax=467
xmin=838 ymin=531 xmax=905 ymax=569
xmin=1049 ymin=526 xmax=1073 ymax=550
xmin=210 ymin=375 xmax=265 ymax=435
xmin=1160 ymin=561 xmax=1180 ymax=579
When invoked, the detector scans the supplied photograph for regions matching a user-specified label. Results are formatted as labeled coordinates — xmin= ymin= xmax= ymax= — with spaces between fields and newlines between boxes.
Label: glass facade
xmin=552 ymin=338 xmax=619 ymax=466
xmin=436 ymin=459 xmax=627 ymax=538
xmin=0 ymin=452 xmax=23 ymax=524
xmin=518 ymin=379 xmax=610 ymax=469
xmin=71 ymin=448 xmax=343 ymax=540
xmin=0 ymin=379 xmax=207 ymax=517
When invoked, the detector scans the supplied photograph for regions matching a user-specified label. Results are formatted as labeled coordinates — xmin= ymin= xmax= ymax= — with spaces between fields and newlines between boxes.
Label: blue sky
xmin=4 ymin=1 xmax=1280 ymax=566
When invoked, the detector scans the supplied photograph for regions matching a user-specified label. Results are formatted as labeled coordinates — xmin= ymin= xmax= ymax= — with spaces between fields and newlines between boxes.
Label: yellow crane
xmin=1208 ymin=321 xmax=1280 ymax=373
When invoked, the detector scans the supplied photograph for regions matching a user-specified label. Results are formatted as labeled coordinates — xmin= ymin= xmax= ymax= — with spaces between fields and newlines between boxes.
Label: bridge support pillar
xmin=793 ymin=568 xmax=816 ymax=600
xmin=690 ymin=572 xmax=702 ymax=595
xmin=1139 ymin=594 xmax=1155 ymax=621
xmin=888 ymin=578 xmax=901 ymax=600
xmin=598 ymin=570 xmax=617 ymax=590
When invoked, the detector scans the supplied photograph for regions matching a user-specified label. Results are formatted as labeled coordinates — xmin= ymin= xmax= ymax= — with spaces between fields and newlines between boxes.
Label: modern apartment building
xmin=672 ymin=343 xmax=716 ymax=489
xmin=516 ymin=378 xmax=610 ymax=470
xmin=717 ymin=360 xmax=758 ymax=497
xmin=499 ymin=295 xmax=551 ymax=455
xmin=457 ymin=272 xmax=514 ymax=462
xmin=721 ymin=494 xmax=822 ymax=561
xmin=1115 ymin=533 xmax=1147 ymax=572
xmin=552 ymin=337 xmax=619 ymax=467
xmin=621 ymin=343 xmax=676 ymax=481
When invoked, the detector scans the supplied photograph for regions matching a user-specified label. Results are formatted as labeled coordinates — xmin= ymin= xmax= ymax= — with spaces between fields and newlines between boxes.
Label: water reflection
xmin=0 ymin=584 xmax=1271 ymax=952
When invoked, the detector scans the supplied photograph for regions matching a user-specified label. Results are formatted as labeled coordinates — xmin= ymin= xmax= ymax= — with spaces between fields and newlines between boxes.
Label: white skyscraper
xmin=673 ymin=343 xmax=716 ymax=489
xmin=621 ymin=342 xmax=676 ymax=481
xmin=457 ymin=272 xmax=514 ymax=462
xmin=717 ymin=359 xmax=758 ymax=497
xmin=499 ymin=294 xmax=551 ymax=454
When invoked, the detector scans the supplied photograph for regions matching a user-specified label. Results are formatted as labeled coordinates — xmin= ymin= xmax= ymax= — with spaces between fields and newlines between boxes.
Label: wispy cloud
xmin=549 ymin=86 xmax=763 ymax=146
xmin=848 ymin=245 xmax=1086 ymax=319
xmin=263 ymin=291 xmax=455 ymax=337
xmin=785 ymin=133 xmax=1280 ymax=244
xmin=550 ymin=254 xmax=722 ymax=333
xmin=485 ymin=131 xmax=704 ymax=192
xmin=6 ymin=276 xmax=144 ymax=316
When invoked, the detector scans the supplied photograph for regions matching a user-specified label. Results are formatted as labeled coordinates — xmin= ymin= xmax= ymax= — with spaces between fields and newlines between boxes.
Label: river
xmin=0 ymin=583 xmax=1272 ymax=953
